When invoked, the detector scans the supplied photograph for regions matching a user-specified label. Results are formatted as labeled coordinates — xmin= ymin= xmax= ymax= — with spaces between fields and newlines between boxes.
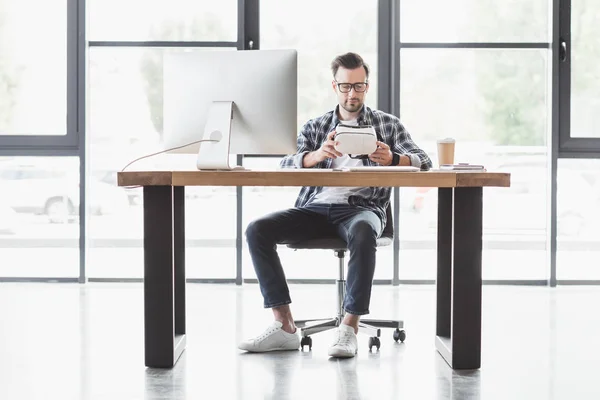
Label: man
xmin=239 ymin=52 xmax=432 ymax=358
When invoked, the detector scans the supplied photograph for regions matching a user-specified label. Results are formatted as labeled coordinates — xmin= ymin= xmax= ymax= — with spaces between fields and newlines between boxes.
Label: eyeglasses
xmin=335 ymin=81 xmax=368 ymax=93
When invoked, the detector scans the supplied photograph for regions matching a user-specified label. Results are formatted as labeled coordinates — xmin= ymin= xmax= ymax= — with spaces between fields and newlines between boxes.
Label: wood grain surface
xmin=118 ymin=169 xmax=510 ymax=188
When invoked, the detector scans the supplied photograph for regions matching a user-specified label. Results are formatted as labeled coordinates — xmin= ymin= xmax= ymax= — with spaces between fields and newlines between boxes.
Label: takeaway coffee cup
xmin=437 ymin=138 xmax=456 ymax=166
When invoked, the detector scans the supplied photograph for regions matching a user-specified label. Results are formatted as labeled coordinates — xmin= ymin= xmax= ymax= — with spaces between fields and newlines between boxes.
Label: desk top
xmin=117 ymin=169 xmax=510 ymax=188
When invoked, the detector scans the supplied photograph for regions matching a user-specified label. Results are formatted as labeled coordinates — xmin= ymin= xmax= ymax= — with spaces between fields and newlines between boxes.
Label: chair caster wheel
xmin=301 ymin=336 xmax=312 ymax=351
xmin=368 ymin=336 xmax=380 ymax=351
xmin=393 ymin=328 xmax=406 ymax=343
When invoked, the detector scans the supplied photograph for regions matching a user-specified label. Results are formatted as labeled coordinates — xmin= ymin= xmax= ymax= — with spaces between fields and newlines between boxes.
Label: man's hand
xmin=369 ymin=141 xmax=394 ymax=166
xmin=303 ymin=130 xmax=343 ymax=167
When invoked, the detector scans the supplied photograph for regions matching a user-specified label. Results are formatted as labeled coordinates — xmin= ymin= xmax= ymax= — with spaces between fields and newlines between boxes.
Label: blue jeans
xmin=245 ymin=203 xmax=383 ymax=316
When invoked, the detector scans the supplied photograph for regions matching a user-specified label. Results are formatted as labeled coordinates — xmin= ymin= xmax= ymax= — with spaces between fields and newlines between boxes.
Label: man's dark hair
xmin=330 ymin=52 xmax=370 ymax=80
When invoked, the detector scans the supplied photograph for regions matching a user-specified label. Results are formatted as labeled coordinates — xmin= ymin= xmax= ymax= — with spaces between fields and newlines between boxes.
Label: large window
xmin=87 ymin=7 xmax=239 ymax=279
xmin=87 ymin=47 xmax=238 ymax=279
xmin=0 ymin=0 xmax=77 ymax=280
xmin=0 ymin=157 xmax=79 ymax=278
xmin=399 ymin=50 xmax=550 ymax=281
xmin=397 ymin=0 xmax=551 ymax=282
xmin=0 ymin=0 xmax=67 ymax=136
xmin=4 ymin=0 xmax=596 ymax=285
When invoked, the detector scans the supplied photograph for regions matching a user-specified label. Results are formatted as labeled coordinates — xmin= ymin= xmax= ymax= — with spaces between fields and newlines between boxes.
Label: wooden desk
xmin=117 ymin=169 xmax=510 ymax=370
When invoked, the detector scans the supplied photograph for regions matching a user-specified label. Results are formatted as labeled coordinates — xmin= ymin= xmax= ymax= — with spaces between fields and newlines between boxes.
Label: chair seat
xmin=285 ymin=236 xmax=392 ymax=250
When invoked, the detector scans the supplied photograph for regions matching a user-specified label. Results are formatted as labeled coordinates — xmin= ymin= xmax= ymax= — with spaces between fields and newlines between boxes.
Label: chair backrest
xmin=381 ymin=203 xmax=394 ymax=239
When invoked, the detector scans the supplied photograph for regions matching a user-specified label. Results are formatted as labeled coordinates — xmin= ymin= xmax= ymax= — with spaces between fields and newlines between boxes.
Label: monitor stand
xmin=196 ymin=101 xmax=246 ymax=171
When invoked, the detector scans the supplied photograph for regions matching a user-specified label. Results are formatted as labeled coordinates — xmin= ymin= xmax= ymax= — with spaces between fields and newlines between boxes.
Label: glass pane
xmin=0 ymin=157 xmax=78 ymax=277
xmin=88 ymin=0 xmax=237 ymax=42
xmin=399 ymin=49 xmax=550 ymax=281
xmin=241 ymin=157 xmax=395 ymax=281
xmin=400 ymin=0 xmax=549 ymax=42
xmin=0 ymin=1 xmax=67 ymax=135
xmin=570 ymin=0 xmax=600 ymax=138
xmin=261 ymin=0 xmax=378 ymax=131
xmin=557 ymin=159 xmax=600 ymax=280
xmin=87 ymin=47 xmax=236 ymax=279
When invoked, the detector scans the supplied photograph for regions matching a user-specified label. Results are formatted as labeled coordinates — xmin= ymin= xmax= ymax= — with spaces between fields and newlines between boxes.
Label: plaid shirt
xmin=280 ymin=105 xmax=433 ymax=226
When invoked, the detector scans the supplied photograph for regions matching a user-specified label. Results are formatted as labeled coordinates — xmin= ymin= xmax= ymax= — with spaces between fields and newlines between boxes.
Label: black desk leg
xmin=435 ymin=187 xmax=483 ymax=370
xmin=174 ymin=186 xmax=186 ymax=337
xmin=143 ymin=186 xmax=187 ymax=368
xmin=436 ymin=188 xmax=453 ymax=340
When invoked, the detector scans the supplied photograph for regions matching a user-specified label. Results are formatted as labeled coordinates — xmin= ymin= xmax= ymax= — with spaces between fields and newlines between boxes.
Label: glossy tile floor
xmin=0 ymin=282 xmax=599 ymax=400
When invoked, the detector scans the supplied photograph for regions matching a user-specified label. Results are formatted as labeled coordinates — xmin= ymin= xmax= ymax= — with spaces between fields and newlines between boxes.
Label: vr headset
xmin=334 ymin=124 xmax=377 ymax=158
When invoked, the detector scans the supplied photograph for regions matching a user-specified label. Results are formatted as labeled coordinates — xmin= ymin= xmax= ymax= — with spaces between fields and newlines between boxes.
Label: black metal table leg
xmin=174 ymin=186 xmax=186 ymax=338
xmin=143 ymin=185 xmax=186 ymax=368
xmin=436 ymin=188 xmax=453 ymax=340
xmin=435 ymin=187 xmax=483 ymax=370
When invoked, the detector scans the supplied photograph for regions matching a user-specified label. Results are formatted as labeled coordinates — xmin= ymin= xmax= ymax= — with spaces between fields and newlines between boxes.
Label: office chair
xmin=285 ymin=204 xmax=406 ymax=352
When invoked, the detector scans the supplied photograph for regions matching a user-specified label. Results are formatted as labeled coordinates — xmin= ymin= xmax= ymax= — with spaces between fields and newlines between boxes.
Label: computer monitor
xmin=162 ymin=49 xmax=298 ymax=170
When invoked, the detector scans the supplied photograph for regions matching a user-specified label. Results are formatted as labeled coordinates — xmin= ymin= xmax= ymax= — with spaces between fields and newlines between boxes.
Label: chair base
xmin=292 ymin=249 xmax=407 ymax=351
xmin=295 ymin=317 xmax=404 ymax=337
xmin=295 ymin=316 xmax=405 ymax=351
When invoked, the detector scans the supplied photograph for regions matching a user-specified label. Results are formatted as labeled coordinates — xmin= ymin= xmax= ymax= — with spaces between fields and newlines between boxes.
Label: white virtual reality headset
xmin=334 ymin=124 xmax=378 ymax=156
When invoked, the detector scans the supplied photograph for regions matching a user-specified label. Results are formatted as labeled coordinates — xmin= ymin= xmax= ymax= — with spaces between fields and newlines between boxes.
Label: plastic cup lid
xmin=437 ymin=138 xmax=456 ymax=144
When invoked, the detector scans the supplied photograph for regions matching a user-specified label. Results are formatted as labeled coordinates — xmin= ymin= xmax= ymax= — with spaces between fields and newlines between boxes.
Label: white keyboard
xmin=340 ymin=166 xmax=420 ymax=172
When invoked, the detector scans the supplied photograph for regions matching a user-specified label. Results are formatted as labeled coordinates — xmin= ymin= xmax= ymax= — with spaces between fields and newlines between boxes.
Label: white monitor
xmin=162 ymin=49 xmax=298 ymax=170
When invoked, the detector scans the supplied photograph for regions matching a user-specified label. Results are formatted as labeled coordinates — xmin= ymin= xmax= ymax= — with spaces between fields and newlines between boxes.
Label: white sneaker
xmin=238 ymin=321 xmax=300 ymax=353
xmin=328 ymin=323 xmax=358 ymax=358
